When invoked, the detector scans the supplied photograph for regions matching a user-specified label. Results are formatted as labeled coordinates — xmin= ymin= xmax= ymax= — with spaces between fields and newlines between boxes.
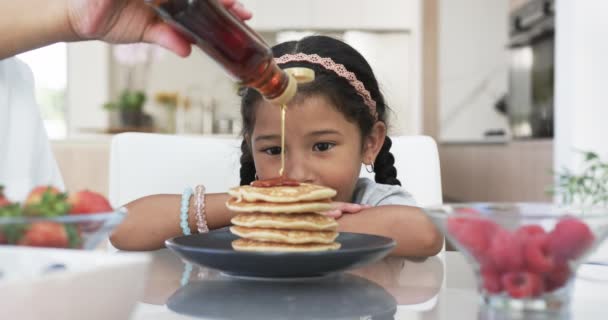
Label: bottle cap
xmin=268 ymin=72 xmax=297 ymax=106
xmin=284 ymin=67 xmax=315 ymax=84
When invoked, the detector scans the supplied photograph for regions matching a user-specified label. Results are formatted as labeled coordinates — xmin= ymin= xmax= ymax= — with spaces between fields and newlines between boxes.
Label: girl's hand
xmin=66 ymin=0 xmax=252 ymax=57
xmin=321 ymin=202 xmax=372 ymax=219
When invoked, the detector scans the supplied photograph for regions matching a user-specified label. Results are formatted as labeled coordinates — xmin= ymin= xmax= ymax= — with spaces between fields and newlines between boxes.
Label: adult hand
xmin=67 ymin=0 xmax=252 ymax=57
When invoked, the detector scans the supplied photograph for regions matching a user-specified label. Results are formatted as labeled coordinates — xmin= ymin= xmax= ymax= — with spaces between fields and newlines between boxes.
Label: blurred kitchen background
xmin=19 ymin=0 xmax=608 ymax=202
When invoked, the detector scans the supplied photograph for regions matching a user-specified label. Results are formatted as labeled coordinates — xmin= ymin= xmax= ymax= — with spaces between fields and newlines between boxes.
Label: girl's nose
xmin=285 ymin=154 xmax=315 ymax=184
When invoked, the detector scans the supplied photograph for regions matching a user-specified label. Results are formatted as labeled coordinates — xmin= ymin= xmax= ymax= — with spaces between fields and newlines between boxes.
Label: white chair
xmin=108 ymin=133 xmax=242 ymax=207
xmin=109 ymin=133 xmax=443 ymax=208
xmin=359 ymin=135 xmax=443 ymax=208
xmin=108 ymin=133 xmax=444 ymax=255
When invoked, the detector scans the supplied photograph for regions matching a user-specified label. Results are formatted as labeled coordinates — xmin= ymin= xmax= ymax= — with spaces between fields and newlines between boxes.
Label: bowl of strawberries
xmin=424 ymin=202 xmax=608 ymax=314
xmin=0 ymin=185 xmax=124 ymax=249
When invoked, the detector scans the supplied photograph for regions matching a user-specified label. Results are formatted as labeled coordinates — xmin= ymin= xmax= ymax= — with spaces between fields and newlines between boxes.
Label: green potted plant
xmin=550 ymin=150 xmax=608 ymax=206
xmin=103 ymin=89 xmax=147 ymax=127
xmin=104 ymin=43 xmax=164 ymax=129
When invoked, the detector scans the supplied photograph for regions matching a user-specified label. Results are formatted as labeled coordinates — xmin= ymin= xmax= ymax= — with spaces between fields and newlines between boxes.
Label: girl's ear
xmin=244 ymin=133 xmax=251 ymax=148
xmin=362 ymin=121 xmax=387 ymax=165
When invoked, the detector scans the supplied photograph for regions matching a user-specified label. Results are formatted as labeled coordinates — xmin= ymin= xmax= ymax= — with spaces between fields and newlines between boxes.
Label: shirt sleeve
xmin=0 ymin=58 xmax=64 ymax=201
xmin=352 ymin=178 xmax=417 ymax=207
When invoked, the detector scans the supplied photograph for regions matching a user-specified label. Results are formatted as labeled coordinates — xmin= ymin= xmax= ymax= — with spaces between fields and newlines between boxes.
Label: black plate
xmin=165 ymin=229 xmax=395 ymax=278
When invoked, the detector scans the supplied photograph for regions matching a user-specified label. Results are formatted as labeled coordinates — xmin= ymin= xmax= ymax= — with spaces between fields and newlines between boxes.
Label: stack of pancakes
xmin=227 ymin=183 xmax=341 ymax=252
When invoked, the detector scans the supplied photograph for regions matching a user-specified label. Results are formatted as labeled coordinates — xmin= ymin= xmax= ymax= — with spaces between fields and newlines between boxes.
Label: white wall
xmin=438 ymin=0 xmax=510 ymax=142
xmin=344 ymin=32 xmax=415 ymax=135
xmin=67 ymin=42 xmax=111 ymax=133
xmin=554 ymin=0 xmax=608 ymax=261
xmin=554 ymin=0 xmax=608 ymax=170
xmin=242 ymin=0 xmax=419 ymax=31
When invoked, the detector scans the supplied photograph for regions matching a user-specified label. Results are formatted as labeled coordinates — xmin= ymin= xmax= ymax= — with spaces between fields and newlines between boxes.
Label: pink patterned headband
xmin=274 ymin=53 xmax=377 ymax=117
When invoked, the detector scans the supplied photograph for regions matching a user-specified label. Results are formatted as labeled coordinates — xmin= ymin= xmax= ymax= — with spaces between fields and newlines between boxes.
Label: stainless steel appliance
xmin=507 ymin=0 xmax=554 ymax=138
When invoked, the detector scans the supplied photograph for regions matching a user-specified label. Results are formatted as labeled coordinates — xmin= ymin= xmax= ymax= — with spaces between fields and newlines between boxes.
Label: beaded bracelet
xmin=193 ymin=185 xmax=209 ymax=233
xmin=180 ymin=187 xmax=193 ymax=235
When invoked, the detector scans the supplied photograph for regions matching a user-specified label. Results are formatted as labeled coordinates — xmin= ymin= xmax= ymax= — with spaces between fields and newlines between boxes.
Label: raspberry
xmin=481 ymin=266 xmax=502 ymax=293
xmin=516 ymin=225 xmax=546 ymax=238
xmin=501 ymin=271 xmax=544 ymax=298
xmin=545 ymin=263 xmax=571 ymax=292
xmin=489 ymin=229 xmax=524 ymax=272
xmin=455 ymin=207 xmax=482 ymax=215
xmin=448 ymin=216 xmax=498 ymax=261
xmin=524 ymin=234 xmax=554 ymax=273
xmin=549 ymin=217 xmax=594 ymax=262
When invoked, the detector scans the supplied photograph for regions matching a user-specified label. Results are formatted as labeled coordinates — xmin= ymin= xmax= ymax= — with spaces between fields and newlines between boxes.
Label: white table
xmin=130 ymin=250 xmax=608 ymax=319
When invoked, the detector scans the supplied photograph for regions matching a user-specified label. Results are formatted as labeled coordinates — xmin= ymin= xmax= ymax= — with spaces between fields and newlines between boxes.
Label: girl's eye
xmin=313 ymin=142 xmax=335 ymax=152
xmin=262 ymin=147 xmax=282 ymax=155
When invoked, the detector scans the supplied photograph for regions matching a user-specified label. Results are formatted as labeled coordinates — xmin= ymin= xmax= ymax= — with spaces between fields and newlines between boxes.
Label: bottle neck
xmin=242 ymin=60 xmax=296 ymax=105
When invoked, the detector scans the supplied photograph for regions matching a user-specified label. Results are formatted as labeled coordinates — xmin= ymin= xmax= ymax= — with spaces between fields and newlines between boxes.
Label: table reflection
xmin=168 ymin=273 xmax=397 ymax=319
xmin=138 ymin=249 xmax=446 ymax=319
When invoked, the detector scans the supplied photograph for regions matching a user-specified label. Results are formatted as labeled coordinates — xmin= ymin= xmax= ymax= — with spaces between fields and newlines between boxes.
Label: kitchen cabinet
xmin=439 ymin=140 xmax=553 ymax=202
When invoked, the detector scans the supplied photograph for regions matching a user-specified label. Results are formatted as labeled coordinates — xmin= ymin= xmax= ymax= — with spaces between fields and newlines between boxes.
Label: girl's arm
xmin=111 ymin=196 xmax=443 ymax=256
xmin=336 ymin=206 xmax=443 ymax=257
xmin=110 ymin=193 xmax=233 ymax=251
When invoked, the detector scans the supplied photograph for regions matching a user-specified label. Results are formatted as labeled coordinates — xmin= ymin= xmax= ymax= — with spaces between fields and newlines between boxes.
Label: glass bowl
xmin=0 ymin=209 xmax=126 ymax=250
xmin=424 ymin=203 xmax=608 ymax=314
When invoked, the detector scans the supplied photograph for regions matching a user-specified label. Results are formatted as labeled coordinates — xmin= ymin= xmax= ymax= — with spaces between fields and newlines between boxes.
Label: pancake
xmin=232 ymin=238 xmax=341 ymax=252
xmin=231 ymin=212 xmax=338 ymax=231
xmin=228 ymin=183 xmax=336 ymax=203
xmin=225 ymin=198 xmax=332 ymax=214
xmin=230 ymin=226 xmax=338 ymax=244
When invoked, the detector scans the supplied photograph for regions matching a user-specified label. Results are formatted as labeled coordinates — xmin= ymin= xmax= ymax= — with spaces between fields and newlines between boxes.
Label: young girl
xmin=111 ymin=35 xmax=443 ymax=257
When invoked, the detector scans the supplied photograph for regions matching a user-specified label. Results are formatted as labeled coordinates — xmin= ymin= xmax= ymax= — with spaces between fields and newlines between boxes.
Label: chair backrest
xmin=109 ymin=133 xmax=442 ymax=208
xmin=359 ymin=135 xmax=443 ymax=207
xmin=109 ymin=133 xmax=242 ymax=207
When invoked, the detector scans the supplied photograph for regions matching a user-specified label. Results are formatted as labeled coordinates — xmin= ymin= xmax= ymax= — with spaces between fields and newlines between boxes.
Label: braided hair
xmin=239 ymin=35 xmax=401 ymax=186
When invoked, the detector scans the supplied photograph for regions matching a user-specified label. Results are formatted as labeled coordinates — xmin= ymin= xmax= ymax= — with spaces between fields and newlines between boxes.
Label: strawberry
xmin=524 ymin=234 xmax=554 ymax=273
xmin=1 ymin=223 xmax=26 ymax=244
xmin=0 ymin=185 xmax=10 ymax=208
xmin=501 ymin=271 xmax=544 ymax=298
xmin=18 ymin=222 xmax=69 ymax=248
xmin=548 ymin=217 xmax=594 ymax=262
xmin=515 ymin=225 xmax=546 ymax=239
xmin=23 ymin=186 xmax=71 ymax=217
xmin=24 ymin=186 xmax=60 ymax=204
xmin=489 ymin=229 xmax=524 ymax=272
xmin=68 ymin=190 xmax=112 ymax=214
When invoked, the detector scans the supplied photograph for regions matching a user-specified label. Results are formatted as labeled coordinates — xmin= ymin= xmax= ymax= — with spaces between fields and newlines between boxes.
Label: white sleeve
xmin=0 ymin=58 xmax=64 ymax=201
xmin=352 ymin=178 xmax=417 ymax=207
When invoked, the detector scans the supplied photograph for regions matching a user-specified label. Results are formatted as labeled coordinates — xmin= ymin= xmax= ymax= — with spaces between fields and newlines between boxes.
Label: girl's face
xmin=250 ymin=95 xmax=384 ymax=202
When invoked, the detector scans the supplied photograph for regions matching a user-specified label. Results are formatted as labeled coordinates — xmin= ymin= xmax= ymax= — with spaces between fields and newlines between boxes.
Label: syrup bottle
xmin=146 ymin=0 xmax=297 ymax=105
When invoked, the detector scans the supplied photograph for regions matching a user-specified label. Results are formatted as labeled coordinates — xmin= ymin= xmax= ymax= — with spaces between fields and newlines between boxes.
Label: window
xmin=17 ymin=43 xmax=68 ymax=139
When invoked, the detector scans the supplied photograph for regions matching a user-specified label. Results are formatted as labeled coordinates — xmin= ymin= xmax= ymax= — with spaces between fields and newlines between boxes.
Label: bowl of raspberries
xmin=425 ymin=202 xmax=608 ymax=314
xmin=0 ymin=185 xmax=124 ymax=249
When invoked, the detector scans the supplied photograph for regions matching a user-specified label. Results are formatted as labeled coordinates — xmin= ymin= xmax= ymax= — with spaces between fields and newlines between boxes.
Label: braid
xmin=239 ymin=139 xmax=256 ymax=186
xmin=373 ymin=136 xmax=401 ymax=186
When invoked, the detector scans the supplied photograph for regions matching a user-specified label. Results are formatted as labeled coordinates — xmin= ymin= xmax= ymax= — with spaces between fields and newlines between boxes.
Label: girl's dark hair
xmin=239 ymin=35 xmax=401 ymax=187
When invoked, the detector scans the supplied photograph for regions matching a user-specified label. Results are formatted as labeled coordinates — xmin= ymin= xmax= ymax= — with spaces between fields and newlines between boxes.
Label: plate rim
xmin=165 ymin=230 xmax=396 ymax=257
